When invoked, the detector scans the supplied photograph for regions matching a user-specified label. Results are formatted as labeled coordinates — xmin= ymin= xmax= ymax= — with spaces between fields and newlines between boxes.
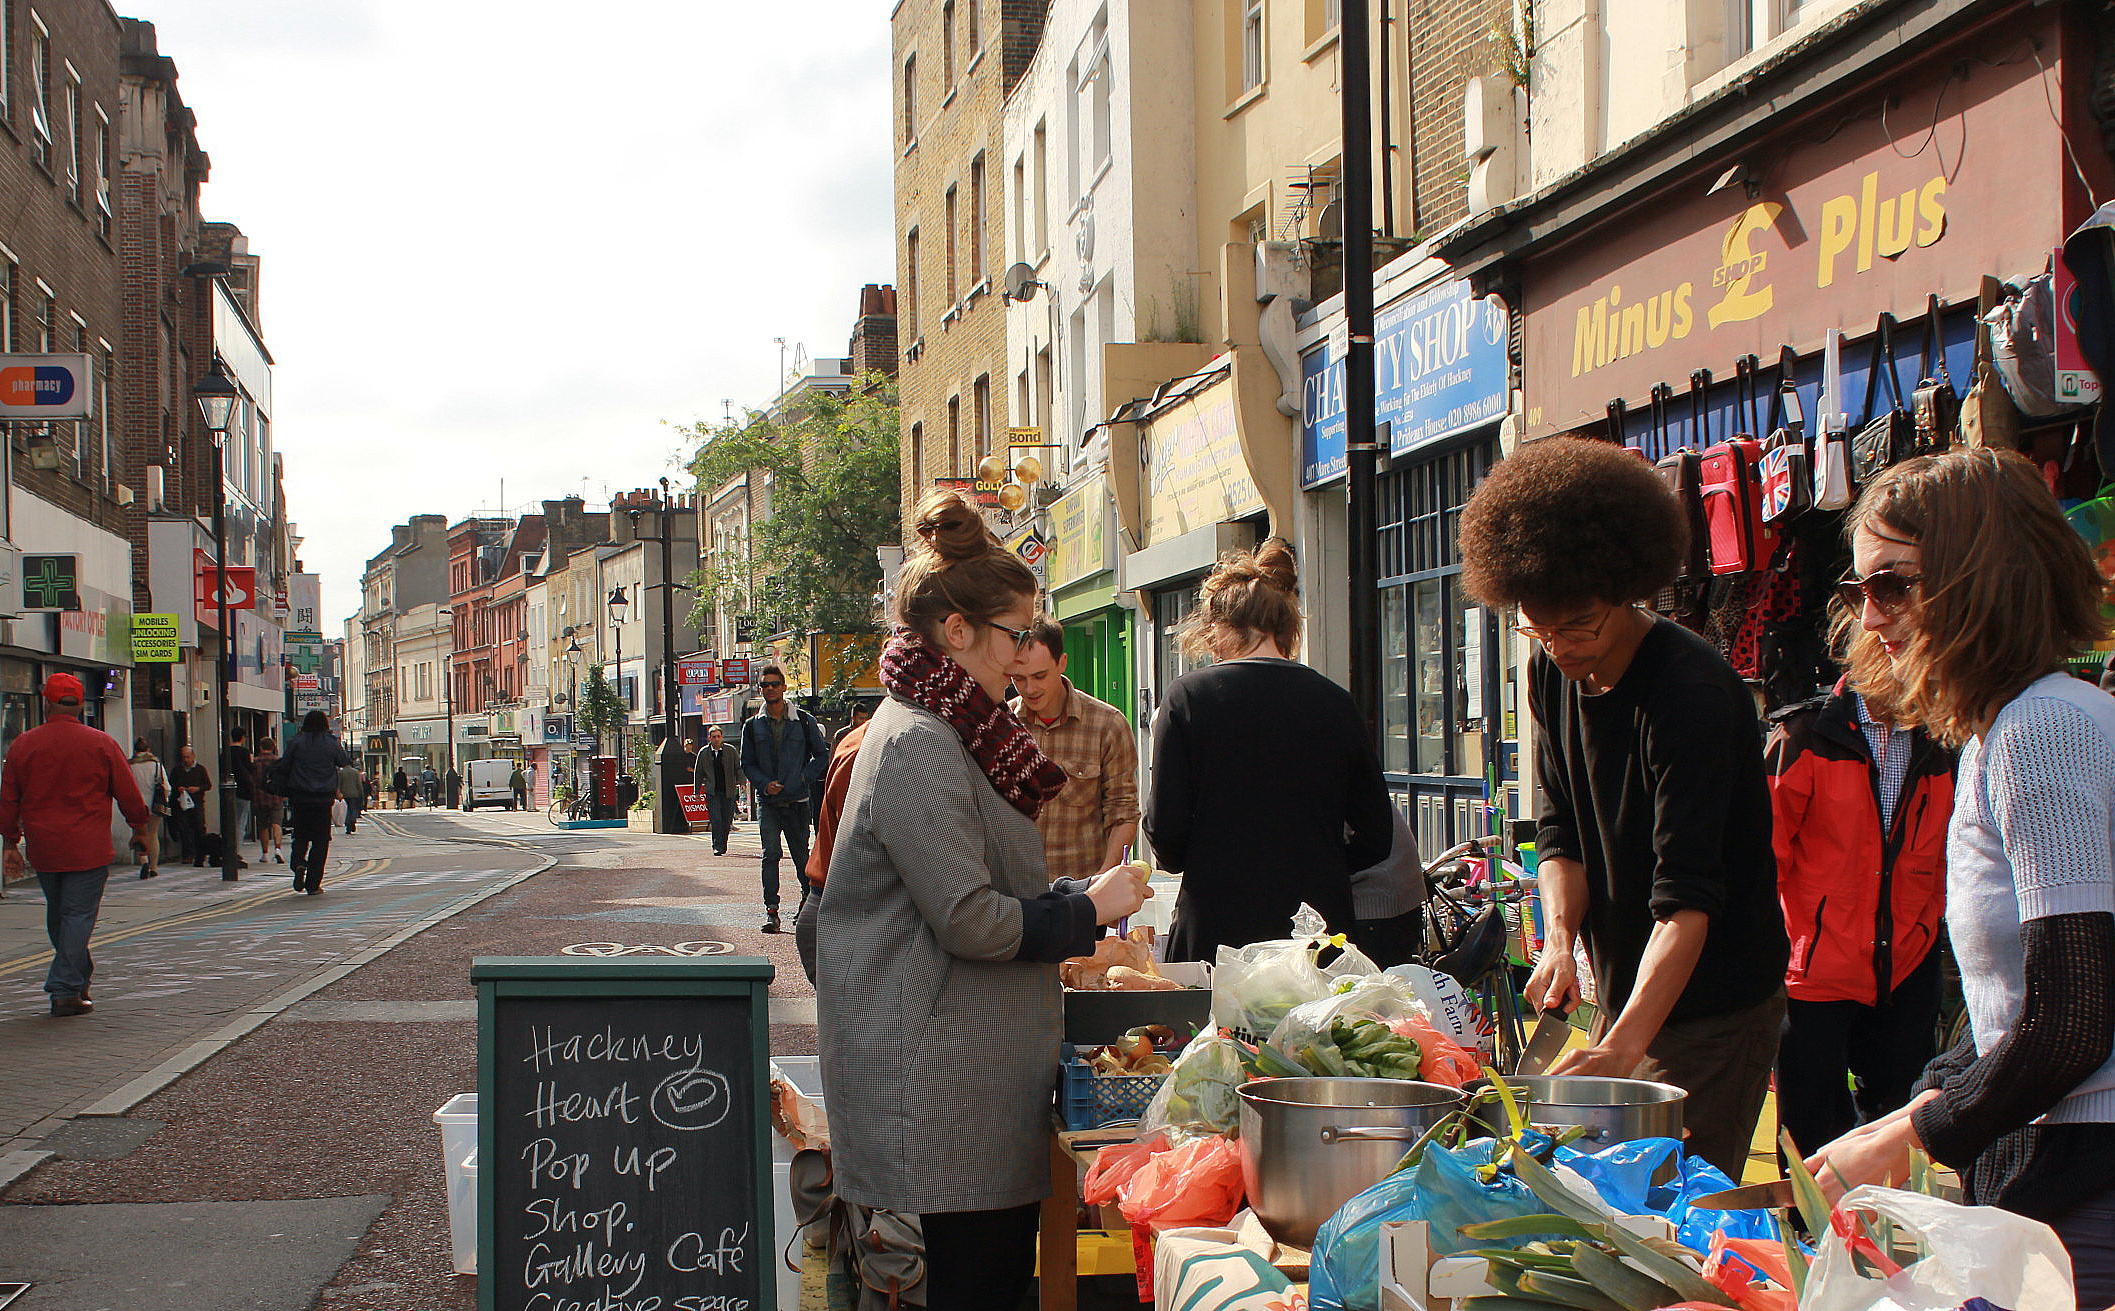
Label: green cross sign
xmin=285 ymin=644 xmax=325 ymax=674
xmin=21 ymin=554 xmax=79 ymax=611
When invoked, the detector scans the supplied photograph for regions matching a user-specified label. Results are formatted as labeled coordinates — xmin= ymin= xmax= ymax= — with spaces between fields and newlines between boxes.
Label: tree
xmin=575 ymin=666 xmax=626 ymax=755
xmin=676 ymin=376 xmax=901 ymax=663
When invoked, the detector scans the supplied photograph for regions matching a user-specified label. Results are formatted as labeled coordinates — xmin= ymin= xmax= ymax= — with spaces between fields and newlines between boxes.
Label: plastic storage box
xmin=431 ymin=1093 xmax=479 ymax=1276
xmin=1058 ymin=1044 xmax=1168 ymax=1131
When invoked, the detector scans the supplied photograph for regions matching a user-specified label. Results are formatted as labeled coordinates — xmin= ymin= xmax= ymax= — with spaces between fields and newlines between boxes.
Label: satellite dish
xmin=1003 ymin=262 xmax=1041 ymax=303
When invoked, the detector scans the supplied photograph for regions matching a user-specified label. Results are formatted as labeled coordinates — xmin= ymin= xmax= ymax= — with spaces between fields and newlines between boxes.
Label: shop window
xmin=1151 ymin=583 xmax=1206 ymax=704
xmin=1376 ymin=439 xmax=1501 ymax=782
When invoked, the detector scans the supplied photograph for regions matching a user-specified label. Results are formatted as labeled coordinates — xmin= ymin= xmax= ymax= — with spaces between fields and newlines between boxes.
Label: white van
xmin=463 ymin=758 xmax=517 ymax=810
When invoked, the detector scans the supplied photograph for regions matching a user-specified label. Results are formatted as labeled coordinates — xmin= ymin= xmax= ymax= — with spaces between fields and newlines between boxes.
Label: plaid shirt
xmin=1855 ymin=692 xmax=1913 ymax=832
xmin=1010 ymin=680 xmax=1139 ymax=884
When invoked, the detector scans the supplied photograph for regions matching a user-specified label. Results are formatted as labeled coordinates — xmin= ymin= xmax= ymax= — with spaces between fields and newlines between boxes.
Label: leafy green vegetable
xmin=1567 ymin=1243 xmax=1684 ymax=1311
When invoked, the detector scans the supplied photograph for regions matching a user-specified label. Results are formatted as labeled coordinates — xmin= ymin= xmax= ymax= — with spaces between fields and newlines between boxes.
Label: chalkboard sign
xmin=473 ymin=957 xmax=775 ymax=1311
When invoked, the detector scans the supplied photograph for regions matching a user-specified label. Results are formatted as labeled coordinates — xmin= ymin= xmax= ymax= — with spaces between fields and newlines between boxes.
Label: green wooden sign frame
xmin=472 ymin=956 xmax=776 ymax=1311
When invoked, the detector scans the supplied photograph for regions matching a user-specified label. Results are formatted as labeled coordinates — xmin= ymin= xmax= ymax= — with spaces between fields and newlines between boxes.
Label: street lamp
xmin=607 ymin=584 xmax=630 ymax=766
xmin=565 ymin=633 xmax=582 ymax=792
xmin=194 ymin=359 xmax=240 ymax=882
xmin=438 ymin=606 xmax=456 ymax=795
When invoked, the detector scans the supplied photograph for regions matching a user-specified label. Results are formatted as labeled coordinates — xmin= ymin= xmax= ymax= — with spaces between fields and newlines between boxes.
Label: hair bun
xmin=1252 ymin=537 xmax=1298 ymax=593
xmin=912 ymin=490 xmax=998 ymax=562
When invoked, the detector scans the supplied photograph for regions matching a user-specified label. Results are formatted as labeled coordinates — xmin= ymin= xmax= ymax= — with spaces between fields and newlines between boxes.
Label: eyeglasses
xmin=758 ymin=679 xmax=785 ymax=689
xmin=988 ymin=620 xmax=1038 ymax=652
xmin=1514 ymin=605 xmax=1627 ymax=647
xmin=1835 ymin=568 xmax=1923 ymax=616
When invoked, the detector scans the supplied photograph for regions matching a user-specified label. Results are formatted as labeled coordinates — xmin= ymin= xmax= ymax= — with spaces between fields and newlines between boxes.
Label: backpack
xmin=787 ymin=1147 xmax=927 ymax=1308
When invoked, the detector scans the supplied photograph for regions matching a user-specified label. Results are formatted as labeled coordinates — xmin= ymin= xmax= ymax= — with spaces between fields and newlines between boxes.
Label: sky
xmin=125 ymin=0 xmax=895 ymax=632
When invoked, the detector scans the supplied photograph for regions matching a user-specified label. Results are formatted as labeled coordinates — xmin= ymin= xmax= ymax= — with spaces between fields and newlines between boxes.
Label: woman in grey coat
xmin=817 ymin=490 xmax=1149 ymax=1309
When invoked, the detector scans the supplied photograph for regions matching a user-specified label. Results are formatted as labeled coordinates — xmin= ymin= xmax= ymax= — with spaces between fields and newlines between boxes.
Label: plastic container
xmin=1058 ymin=1044 xmax=1168 ymax=1131
xmin=768 ymin=1057 xmax=828 ymax=1309
xmin=432 ymin=1094 xmax=479 ymax=1276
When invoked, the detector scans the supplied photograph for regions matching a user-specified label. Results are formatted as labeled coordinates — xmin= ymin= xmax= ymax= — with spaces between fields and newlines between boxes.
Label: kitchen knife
xmin=1689 ymin=1179 xmax=1798 ymax=1211
xmin=1514 ymin=1009 xmax=1572 ymax=1075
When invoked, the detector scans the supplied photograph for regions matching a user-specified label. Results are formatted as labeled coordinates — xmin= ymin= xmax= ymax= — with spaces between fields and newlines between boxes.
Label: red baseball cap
xmin=42 ymin=672 xmax=85 ymax=703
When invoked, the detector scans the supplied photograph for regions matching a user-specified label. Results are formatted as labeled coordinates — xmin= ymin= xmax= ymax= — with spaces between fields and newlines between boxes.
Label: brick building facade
xmin=891 ymin=0 xmax=1046 ymax=527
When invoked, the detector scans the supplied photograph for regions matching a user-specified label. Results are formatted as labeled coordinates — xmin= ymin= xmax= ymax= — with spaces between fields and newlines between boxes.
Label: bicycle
xmin=1416 ymin=834 xmax=1537 ymax=1072
xmin=547 ymin=784 xmax=592 ymax=826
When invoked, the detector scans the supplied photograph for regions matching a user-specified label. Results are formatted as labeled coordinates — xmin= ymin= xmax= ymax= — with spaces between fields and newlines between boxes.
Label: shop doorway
xmin=1376 ymin=435 xmax=1514 ymax=857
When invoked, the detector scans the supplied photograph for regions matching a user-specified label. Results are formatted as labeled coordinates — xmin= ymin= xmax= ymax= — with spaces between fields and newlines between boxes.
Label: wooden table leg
xmin=1040 ymin=1130 xmax=1078 ymax=1311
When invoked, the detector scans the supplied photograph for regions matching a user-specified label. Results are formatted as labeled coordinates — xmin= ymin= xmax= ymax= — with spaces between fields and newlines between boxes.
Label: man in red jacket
xmin=0 ymin=673 xmax=152 ymax=1016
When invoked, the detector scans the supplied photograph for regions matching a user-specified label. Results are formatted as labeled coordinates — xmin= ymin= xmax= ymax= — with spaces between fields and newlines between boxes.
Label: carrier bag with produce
xmin=1265 ymin=974 xmax=1481 ymax=1086
xmin=1803 ymin=1186 xmax=2075 ymax=1311
xmin=1139 ymin=1033 xmax=1249 ymax=1137
xmin=1212 ymin=904 xmax=1378 ymax=1043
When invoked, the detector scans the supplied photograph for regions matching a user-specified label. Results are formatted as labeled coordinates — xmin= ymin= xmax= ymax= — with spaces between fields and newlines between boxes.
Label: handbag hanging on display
xmin=1649 ymin=384 xmax=1709 ymax=631
xmin=1813 ymin=328 xmax=1855 ymax=509
xmin=1962 ymin=275 xmax=2024 ymax=451
xmin=1911 ymin=293 xmax=1959 ymax=454
xmin=1759 ymin=346 xmax=1812 ymax=526
xmin=1851 ymin=314 xmax=1914 ymax=484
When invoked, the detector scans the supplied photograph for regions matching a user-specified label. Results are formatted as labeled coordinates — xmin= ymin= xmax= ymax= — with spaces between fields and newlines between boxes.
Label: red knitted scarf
xmin=879 ymin=627 xmax=1067 ymax=818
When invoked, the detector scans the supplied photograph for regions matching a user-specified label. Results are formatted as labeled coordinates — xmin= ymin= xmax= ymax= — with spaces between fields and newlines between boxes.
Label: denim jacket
xmin=740 ymin=708 xmax=829 ymax=803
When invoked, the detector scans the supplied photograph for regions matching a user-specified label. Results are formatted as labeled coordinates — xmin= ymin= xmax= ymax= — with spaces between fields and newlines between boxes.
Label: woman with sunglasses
xmin=1144 ymin=538 xmax=1394 ymax=962
xmin=816 ymin=490 xmax=1150 ymax=1310
xmin=1808 ymin=449 xmax=2115 ymax=1305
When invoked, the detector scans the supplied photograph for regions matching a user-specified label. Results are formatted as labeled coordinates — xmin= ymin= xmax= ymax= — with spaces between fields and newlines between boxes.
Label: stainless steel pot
xmin=1236 ymin=1077 xmax=1465 ymax=1249
xmin=1464 ymin=1075 xmax=1686 ymax=1144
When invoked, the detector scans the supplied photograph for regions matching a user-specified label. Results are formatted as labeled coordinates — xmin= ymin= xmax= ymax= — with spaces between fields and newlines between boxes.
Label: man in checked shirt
xmin=1008 ymin=620 xmax=1139 ymax=884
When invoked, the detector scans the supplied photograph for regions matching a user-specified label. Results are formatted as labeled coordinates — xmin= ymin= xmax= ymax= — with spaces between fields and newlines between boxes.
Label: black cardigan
xmin=1145 ymin=658 xmax=1394 ymax=962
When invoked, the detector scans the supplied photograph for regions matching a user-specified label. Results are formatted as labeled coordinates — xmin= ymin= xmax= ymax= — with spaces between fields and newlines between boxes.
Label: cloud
xmin=127 ymin=0 xmax=894 ymax=629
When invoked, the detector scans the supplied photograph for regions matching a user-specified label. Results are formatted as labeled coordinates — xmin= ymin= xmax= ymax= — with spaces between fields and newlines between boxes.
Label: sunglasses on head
xmin=1835 ymin=568 xmax=1923 ymax=616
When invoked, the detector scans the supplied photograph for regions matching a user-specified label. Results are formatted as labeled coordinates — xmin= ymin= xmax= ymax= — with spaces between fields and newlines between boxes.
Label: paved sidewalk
xmin=0 ymin=806 xmax=818 ymax=1311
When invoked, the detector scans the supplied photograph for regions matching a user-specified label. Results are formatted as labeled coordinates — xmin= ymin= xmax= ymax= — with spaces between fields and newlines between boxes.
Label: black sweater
xmin=1146 ymin=658 xmax=1394 ymax=962
xmin=1531 ymin=617 xmax=1788 ymax=1024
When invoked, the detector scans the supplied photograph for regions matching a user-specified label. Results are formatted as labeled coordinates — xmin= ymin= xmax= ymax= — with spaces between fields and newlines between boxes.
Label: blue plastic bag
xmin=1308 ymin=1138 xmax=1565 ymax=1311
xmin=1556 ymin=1136 xmax=1775 ymax=1253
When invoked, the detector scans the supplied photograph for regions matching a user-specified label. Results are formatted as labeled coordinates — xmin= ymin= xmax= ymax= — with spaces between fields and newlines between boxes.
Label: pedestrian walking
xmin=1457 ymin=436 xmax=1788 ymax=1180
xmin=337 ymin=760 xmax=365 ymax=834
xmin=1144 ymin=539 xmax=1394 ymax=963
xmin=169 ymin=745 xmax=209 ymax=866
xmin=0 ymin=673 xmax=153 ymax=1016
xmin=739 ymin=665 xmax=830 ymax=933
xmin=279 ymin=711 xmax=351 ymax=895
xmin=392 ymin=767 xmax=410 ymax=810
xmin=126 ymin=741 xmax=169 ymax=880
xmin=420 ymin=765 xmax=438 ymax=807
xmin=692 ymin=725 xmax=741 ymax=855
xmin=1768 ymin=677 xmax=1953 ymax=1158
xmin=1804 ymin=450 xmax=2115 ymax=1303
xmin=1009 ymin=619 xmax=1138 ymax=887
xmin=816 ymin=490 xmax=1147 ymax=1309
xmin=253 ymin=738 xmax=286 ymax=865
xmin=224 ymin=726 xmax=254 ymax=873
xmin=508 ymin=763 xmax=527 ymax=811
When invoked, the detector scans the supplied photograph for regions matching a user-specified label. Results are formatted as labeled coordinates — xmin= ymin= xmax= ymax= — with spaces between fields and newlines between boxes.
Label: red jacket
xmin=1765 ymin=682 xmax=1953 ymax=1005
xmin=0 ymin=716 xmax=151 ymax=872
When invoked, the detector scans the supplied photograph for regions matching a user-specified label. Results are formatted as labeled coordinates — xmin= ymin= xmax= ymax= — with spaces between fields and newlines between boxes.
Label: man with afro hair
xmin=1459 ymin=436 xmax=1788 ymax=1179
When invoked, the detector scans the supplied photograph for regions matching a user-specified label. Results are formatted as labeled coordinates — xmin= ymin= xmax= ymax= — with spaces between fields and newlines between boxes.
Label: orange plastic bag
xmin=1117 ymin=1134 xmax=1245 ymax=1231
xmin=1082 ymin=1134 xmax=1169 ymax=1207
xmin=1390 ymin=1013 xmax=1481 ymax=1086
xmin=1702 ymin=1232 xmax=1799 ymax=1311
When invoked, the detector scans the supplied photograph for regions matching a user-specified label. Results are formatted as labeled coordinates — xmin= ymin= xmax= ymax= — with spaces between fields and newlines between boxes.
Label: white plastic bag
xmin=1139 ymin=1033 xmax=1248 ymax=1138
xmin=1804 ymin=1185 xmax=2075 ymax=1311
xmin=1267 ymin=973 xmax=1426 ymax=1052
xmin=1210 ymin=905 xmax=1377 ymax=1044
xmin=1383 ymin=963 xmax=1492 ymax=1051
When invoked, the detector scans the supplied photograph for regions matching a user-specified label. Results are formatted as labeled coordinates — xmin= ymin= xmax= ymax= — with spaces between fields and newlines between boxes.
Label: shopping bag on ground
xmin=1803 ymin=1185 xmax=2075 ymax=1311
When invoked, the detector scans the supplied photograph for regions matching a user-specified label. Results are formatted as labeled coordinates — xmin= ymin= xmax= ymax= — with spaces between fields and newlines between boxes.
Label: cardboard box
xmin=1062 ymin=961 xmax=1212 ymax=1045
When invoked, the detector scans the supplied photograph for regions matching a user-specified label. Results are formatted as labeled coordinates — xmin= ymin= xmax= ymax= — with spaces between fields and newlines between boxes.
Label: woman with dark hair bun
xmin=817 ymin=490 xmax=1150 ymax=1309
xmin=1144 ymin=537 xmax=1394 ymax=962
